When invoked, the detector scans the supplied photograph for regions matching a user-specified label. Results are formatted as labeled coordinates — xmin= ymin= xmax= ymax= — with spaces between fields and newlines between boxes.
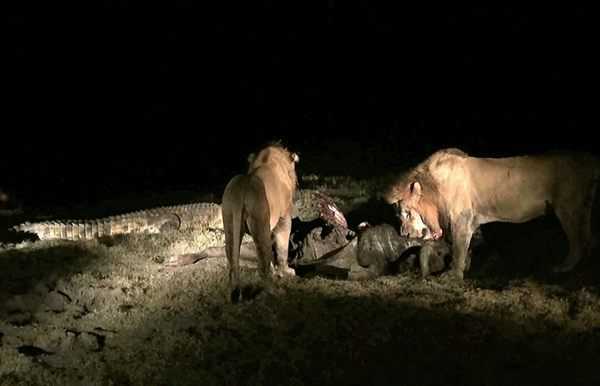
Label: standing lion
xmin=222 ymin=143 xmax=299 ymax=302
xmin=383 ymin=148 xmax=600 ymax=280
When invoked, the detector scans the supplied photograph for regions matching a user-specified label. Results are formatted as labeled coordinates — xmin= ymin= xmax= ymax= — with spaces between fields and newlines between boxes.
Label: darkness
xmin=3 ymin=3 xmax=598 ymax=208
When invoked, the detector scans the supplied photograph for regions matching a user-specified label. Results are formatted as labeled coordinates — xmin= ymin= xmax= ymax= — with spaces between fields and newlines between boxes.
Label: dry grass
xmin=1 ymin=175 xmax=600 ymax=386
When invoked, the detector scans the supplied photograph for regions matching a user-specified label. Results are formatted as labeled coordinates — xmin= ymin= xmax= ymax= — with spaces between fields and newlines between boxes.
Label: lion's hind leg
xmin=247 ymin=211 xmax=276 ymax=289
xmin=222 ymin=202 xmax=245 ymax=303
xmin=226 ymin=230 xmax=245 ymax=303
xmin=272 ymin=215 xmax=295 ymax=277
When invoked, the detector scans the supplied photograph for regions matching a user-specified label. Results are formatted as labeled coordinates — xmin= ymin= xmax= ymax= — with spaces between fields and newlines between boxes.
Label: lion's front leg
xmin=272 ymin=215 xmax=295 ymax=277
xmin=553 ymin=204 xmax=590 ymax=273
xmin=448 ymin=216 xmax=476 ymax=280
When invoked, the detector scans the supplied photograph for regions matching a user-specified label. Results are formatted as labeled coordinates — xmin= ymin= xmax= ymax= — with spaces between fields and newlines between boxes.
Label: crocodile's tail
xmin=11 ymin=210 xmax=181 ymax=241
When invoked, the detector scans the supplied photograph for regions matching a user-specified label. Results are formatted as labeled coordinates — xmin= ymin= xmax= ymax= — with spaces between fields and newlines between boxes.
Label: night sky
xmin=3 ymin=4 xmax=598 ymax=207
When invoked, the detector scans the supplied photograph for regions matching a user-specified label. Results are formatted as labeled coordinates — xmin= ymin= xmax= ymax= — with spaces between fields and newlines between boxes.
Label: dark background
xmin=3 ymin=3 xmax=598 ymax=208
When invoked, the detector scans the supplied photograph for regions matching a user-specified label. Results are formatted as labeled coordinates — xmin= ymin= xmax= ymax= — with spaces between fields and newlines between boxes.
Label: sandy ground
xmin=1 ymin=176 xmax=600 ymax=386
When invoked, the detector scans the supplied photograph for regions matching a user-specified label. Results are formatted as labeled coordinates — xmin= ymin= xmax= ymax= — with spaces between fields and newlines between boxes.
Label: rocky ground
xmin=1 ymin=174 xmax=600 ymax=386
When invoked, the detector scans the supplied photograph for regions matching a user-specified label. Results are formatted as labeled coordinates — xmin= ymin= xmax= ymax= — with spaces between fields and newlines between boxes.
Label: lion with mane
xmin=221 ymin=141 xmax=299 ymax=302
xmin=383 ymin=148 xmax=600 ymax=280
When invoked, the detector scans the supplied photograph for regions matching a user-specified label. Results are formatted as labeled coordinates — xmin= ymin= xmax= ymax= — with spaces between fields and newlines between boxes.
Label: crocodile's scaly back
xmin=172 ymin=203 xmax=223 ymax=230
xmin=11 ymin=190 xmax=339 ymax=241
xmin=12 ymin=203 xmax=223 ymax=241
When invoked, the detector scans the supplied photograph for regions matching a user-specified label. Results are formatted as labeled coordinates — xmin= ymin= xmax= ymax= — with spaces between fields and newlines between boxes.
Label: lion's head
xmin=247 ymin=141 xmax=300 ymax=190
xmin=383 ymin=170 xmax=445 ymax=241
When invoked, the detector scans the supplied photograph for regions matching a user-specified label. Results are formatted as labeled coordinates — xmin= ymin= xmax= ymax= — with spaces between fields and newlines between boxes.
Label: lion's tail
xmin=222 ymin=175 xmax=246 ymax=303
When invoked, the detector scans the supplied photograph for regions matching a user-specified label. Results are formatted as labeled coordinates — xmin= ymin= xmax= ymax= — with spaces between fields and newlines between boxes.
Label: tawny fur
xmin=221 ymin=143 xmax=299 ymax=302
xmin=383 ymin=148 xmax=600 ymax=279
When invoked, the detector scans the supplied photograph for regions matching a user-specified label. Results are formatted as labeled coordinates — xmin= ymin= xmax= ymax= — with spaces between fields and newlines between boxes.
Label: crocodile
xmin=9 ymin=189 xmax=342 ymax=242
xmin=11 ymin=203 xmax=223 ymax=241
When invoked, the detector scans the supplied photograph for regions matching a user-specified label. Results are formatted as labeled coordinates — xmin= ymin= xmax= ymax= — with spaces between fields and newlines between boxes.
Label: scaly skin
xmin=12 ymin=203 xmax=223 ymax=241
xmin=10 ymin=190 xmax=343 ymax=242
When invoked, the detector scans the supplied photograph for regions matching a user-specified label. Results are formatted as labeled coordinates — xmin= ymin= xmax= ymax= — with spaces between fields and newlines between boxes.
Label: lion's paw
xmin=439 ymin=269 xmax=464 ymax=282
xmin=276 ymin=266 xmax=296 ymax=278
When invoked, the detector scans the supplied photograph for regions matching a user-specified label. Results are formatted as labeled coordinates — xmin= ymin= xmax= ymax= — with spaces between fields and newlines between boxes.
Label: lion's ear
xmin=247 ymin=153 xmax=256 ymax=164
xmin=290 ymin=153 xmax=300 ymax=163
xmin=357 ymin=221 xmax=371 ymax=231
xmin=410 ymin=181 xmax=422 ymax=196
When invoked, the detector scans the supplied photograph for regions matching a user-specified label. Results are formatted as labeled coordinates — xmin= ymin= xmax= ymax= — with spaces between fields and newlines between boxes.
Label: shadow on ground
xmin=36 ymin=277 xmax=600 ymax=386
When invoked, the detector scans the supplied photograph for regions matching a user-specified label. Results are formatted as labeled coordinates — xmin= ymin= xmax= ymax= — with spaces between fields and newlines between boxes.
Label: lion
xmin=383 ymin=148 xmax=600 ymax=280
xmin=221 ymin=142 xmax=299 ymax=302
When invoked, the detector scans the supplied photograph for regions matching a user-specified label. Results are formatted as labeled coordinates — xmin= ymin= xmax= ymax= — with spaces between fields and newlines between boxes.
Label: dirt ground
xmin=1 ymin=174 xmax=600 ymax=386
